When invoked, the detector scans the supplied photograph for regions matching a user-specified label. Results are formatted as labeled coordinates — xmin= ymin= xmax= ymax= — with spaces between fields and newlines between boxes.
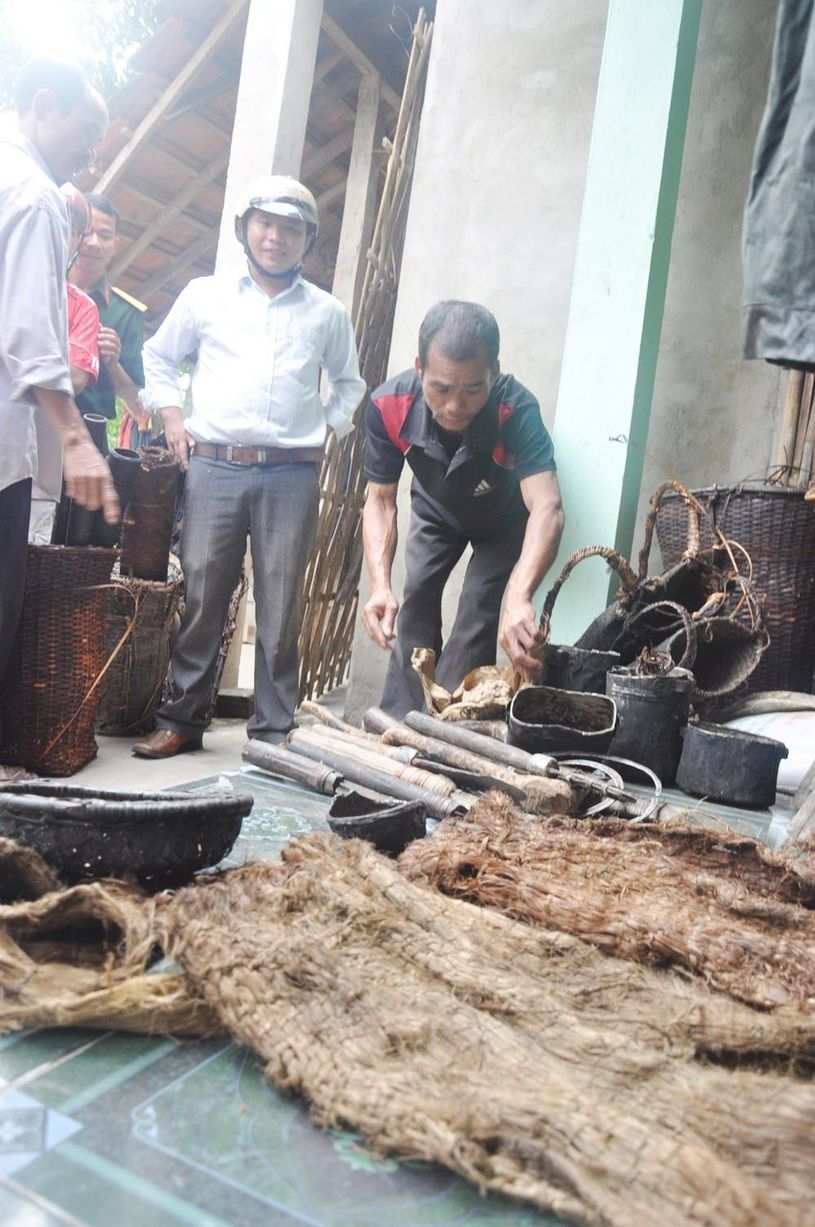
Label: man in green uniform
xmin=69 ymin=192 xmax=146 ymax=434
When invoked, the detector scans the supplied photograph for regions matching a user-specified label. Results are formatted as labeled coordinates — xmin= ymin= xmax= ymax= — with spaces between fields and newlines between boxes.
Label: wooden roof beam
xmin=164 ymin=72 xmax=236 ymax=125
xmin=136 ymin=231 xmax=215 ymax=300
xmin=111 ymin=149 xmax=229 ymax=281
xmin=94 ymin=0 xmax=248 ymax=195
xmin=301 ymin=128 xmax=355 ymax=179
xmin=121 ymin=182 xmax=219 ymax=234
xmin=320 ymin=14 xmax=400 ymax=113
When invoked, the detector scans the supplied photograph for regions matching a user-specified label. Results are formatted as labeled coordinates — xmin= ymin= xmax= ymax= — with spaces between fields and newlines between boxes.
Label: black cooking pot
xmin=676 ymin=722 xmax=788 ymax=809
xmin=508 ymin=685 xmax=617 ymax=755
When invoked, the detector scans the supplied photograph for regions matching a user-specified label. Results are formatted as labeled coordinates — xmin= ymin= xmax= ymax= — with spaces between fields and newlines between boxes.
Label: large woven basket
xmin=0 ymin=546 xmax=116 ymax=776
xmin=96 ymin=561 xmax=183 ymax=735
xmin=655 ymin=485 xmax=815 ymax=693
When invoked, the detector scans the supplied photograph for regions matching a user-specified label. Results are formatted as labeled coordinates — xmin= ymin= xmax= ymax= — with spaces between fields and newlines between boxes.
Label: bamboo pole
xmin=772 ymin=369 xmax=804 ymax=480
xmin=297 ymin=10 xmax=434 ymax=701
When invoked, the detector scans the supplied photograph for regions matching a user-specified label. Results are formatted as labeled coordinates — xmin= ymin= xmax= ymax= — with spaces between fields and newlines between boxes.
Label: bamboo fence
xmin=771 ymin=368 xmax=815 ymax=489
xmin=298 ymin=9 xmax=434 ymax=700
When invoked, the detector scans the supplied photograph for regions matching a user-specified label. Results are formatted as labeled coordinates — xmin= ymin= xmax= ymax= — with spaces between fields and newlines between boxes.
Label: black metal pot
xmin=328 ymin=791 xmax=427 ymax=855
xmin=539 ymin=644 xmax=621 ymax=694
xmin=0 ymin=782 xmax=252 ymax=888
xmin=508 ymin=685 xmax=617 ymax=755
xmin=606 ymin=668 xmax=692 ymax=786
xmin=676 ymin=722 xmax=788 ymax=809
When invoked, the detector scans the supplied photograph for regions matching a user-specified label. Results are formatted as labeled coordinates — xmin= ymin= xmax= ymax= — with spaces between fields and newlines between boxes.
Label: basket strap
xmin=539 ymin=546 xmax=638 ymax=637
xmin=41 ymin=584 xmax=142 ymax=761
xmin=637 ymin=480 xmax=705 ymax=582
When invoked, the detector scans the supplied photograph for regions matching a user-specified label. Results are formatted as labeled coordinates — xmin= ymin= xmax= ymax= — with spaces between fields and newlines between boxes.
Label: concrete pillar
xmin=345 ymin=0 xmax=608 ymax=721
xmin=548 ymin=0 xmax=702 ymax=642
xmin=215 ymin=0 xmax=324 ymax=279
xmin=332 ymin=73 xmax=382 ymax=316
xmin=631 ymin=0 xmax=781 ymax=561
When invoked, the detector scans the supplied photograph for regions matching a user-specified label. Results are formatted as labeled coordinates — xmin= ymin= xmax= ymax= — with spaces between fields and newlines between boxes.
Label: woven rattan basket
xmin=655 ymin=485 xmax=815 ymax=693
xmin=96 ymin=561 xmax=183 ymax=736
xmin=0 ymin=546 xmax=116 ymax=776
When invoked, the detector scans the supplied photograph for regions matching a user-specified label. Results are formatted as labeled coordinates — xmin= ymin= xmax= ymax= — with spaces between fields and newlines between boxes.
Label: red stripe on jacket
xmin=492 ymin=401 xmax=516 ymax=468
xmin=373 ymin=393 xmax=413 ymax=454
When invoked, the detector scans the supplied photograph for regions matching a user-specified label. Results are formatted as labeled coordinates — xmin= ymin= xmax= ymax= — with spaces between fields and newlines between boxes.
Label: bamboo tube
xmin=288 ymin=728 xmax=456 ymax=797
xmin=405 ymin=711 xmax=554 ymax=776
xmin=242 ymin=740 xmax=342 ymax=794
xmin=381 ymin=724 xmax=576 ymax=815
xmin=284 ymin=737 xmax=465 ymax=821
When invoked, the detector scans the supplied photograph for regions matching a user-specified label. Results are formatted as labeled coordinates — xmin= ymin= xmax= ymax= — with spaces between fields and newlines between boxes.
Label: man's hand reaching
xmin=62 ymin=430 xmax=119 ymax=524
xmin=499 ymin=598 xmax=545 ymax=677
xmin=363 ymin=587 xmax=400 ymax=649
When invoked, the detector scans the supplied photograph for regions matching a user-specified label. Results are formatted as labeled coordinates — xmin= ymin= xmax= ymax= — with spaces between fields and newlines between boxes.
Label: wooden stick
xmin=772 ymin=369 xmax=804 ymax=480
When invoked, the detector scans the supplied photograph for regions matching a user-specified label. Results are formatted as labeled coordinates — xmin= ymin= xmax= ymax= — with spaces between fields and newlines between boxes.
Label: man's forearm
xmin=505 ymin=505 xmax=565 ymax=601
xmin=363 ymin=493 xmax=398 ymax=591
xmin=31 ymin=386 xmax=89 ymax=445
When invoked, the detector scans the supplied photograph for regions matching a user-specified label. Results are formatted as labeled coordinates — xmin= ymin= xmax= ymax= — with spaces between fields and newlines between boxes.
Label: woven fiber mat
xmin=1 ymin=830 xmax=814 ymax=1225
xmin=160 ymin=836 xmax=815 ymax=1227
xmin=401 ymin=794 xmax=815 ymax=1012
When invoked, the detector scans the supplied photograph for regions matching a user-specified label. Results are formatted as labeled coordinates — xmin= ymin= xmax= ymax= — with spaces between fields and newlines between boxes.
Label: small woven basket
xmin=96 ymin=561 xmax=184 ymax=735
xmin=655 ymin=485 xmax=815 ymax=693
xmin=0 ymin=546 xmax=116 ymax=776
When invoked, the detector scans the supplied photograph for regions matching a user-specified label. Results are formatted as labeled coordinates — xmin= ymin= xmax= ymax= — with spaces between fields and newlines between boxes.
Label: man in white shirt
xmin=134 ymin=176 xmax=365 ymax=758
xmin=0 ymin=60 xmax=117 ymax=736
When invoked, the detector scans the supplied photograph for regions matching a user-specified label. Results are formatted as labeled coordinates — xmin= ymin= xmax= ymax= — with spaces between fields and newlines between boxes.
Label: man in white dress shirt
xmin=0 ymin=60 xmax=116 ymax=757
xmin=134 ymin=176 xmax=365 ymax=758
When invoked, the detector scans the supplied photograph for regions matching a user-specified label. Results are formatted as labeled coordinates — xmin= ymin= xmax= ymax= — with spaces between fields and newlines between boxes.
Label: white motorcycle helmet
xmin=234 ymin=175 xmax=319 ymax=277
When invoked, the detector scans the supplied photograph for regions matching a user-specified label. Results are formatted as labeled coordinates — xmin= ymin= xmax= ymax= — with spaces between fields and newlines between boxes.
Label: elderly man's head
xmin=415 ymin=301 xmax=501 ymax=433
xmin=16 ymin=59 xmax=108 ymax=183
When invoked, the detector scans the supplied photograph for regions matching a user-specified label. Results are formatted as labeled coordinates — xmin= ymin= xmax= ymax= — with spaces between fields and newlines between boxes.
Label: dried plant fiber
xmin=0 ymin=839 xmax=218 ymax=1037
xmin=400 ymin=793 xmax=815 ymax=1012
xmin=161 ymin=836 xmax=815 ymax=1227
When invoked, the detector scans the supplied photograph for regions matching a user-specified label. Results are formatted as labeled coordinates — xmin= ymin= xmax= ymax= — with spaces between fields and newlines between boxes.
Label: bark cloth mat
xmin=0 ymin=805 xmax=814 ymax=1227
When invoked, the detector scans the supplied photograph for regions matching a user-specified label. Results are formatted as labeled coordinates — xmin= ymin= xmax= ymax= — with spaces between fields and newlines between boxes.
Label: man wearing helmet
xmin=134 ymin=176 xmax=365 ymax=758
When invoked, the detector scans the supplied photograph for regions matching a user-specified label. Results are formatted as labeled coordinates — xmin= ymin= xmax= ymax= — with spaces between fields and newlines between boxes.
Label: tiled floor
xmin=0 ymin=769 xmax=564 ymax=1227
xmin=0 ymin=716 xmax=793 ymax=1226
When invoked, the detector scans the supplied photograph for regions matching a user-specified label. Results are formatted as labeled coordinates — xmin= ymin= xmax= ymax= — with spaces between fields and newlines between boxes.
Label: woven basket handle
xmin=625 ymin=599 xmax=697 ymax=671
xmin=637 ymin=480 xmax=705 ymax=582
xmin=539 ymin=546 xmax=638 ymax=638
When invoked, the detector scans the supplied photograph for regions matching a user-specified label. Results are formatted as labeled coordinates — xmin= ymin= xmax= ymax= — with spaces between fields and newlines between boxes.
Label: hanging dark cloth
xmin=743 ymin=0 xmax=815 ymax=365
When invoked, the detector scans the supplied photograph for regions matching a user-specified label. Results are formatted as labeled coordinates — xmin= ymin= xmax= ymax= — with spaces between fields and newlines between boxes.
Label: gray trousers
xmin=380 ymin=492 xmax=527 ymax=718
xmin=0 ymin=478 xmax=32 ymax=691
xmin=157 ymin=457 xmax=319 ymax=741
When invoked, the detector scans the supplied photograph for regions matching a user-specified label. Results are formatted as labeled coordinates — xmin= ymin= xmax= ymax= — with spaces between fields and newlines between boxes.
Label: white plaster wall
xmin=346 ymin=0 xmax=608 ymax=720
xmin=632 ymin=0 xmax=782 ymax=566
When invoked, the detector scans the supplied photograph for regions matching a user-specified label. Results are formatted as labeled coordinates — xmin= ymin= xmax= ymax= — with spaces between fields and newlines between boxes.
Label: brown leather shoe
xmin=132 ymin=729 xmax=203 ymax=759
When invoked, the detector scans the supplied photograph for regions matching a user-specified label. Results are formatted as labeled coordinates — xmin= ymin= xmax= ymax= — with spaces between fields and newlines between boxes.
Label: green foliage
xmin=0 ymin=0 xmax=162 ymax=108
